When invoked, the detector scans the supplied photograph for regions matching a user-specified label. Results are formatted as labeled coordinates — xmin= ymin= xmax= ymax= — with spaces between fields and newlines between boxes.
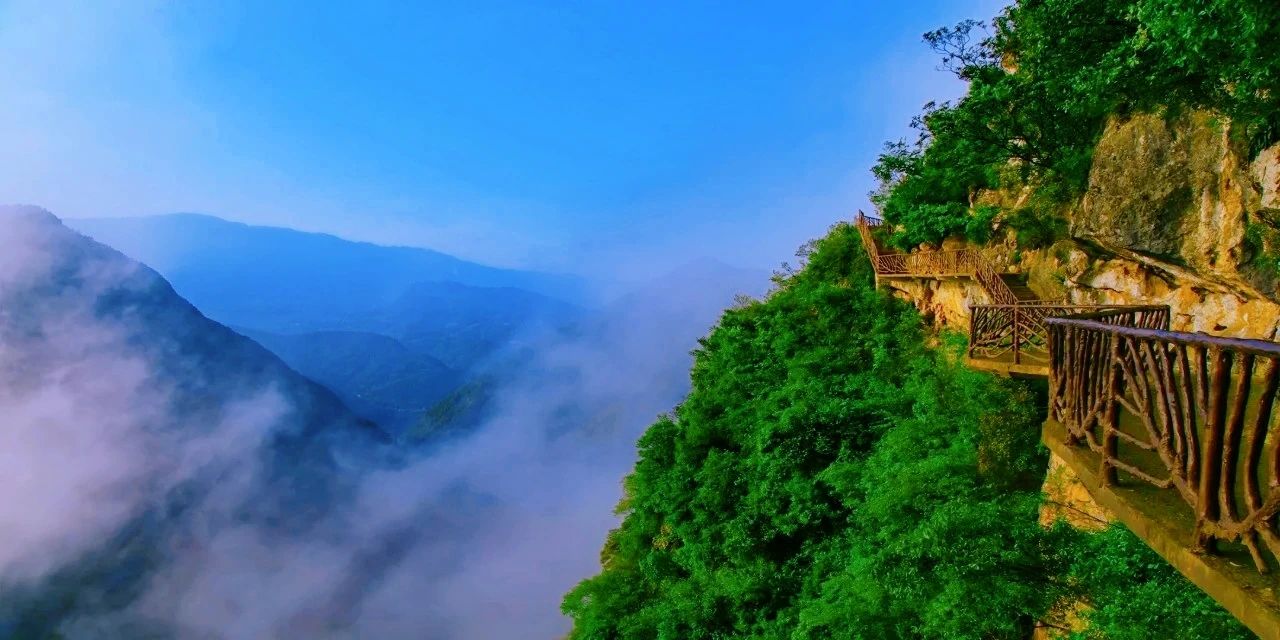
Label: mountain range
xmin=66 ymin=214 xmax=767 ymax=441
xmin=0 ymin=204 xmax=770 ymax=637
xmin=69 ymin=213 xmax=587 ymax=433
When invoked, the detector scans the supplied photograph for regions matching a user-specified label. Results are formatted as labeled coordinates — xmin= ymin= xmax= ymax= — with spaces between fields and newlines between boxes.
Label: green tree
xmin=873 ymin=0 xmax=1280 ymax=248
xmin=564 ymin=224 xmax=1250 ymax=638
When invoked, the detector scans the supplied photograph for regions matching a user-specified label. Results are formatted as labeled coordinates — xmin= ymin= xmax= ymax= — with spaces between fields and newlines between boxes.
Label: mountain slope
xmin=67 ymin=213 xmax=588 ymax=430
xmin=0 ymin=205 xmax=389 ymax=634
xmin=357 ymin=280 xmax=581 ymax=370
xmin=406 ymin=258 xmax=769 ymax=446
xmin=561 ymin=223 xmax=1251 ymax=639
xmin=240 ymin=328 xmax=460 ymax=432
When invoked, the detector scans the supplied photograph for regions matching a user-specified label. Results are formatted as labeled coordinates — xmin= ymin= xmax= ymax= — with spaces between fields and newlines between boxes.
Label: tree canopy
xmin=872 ymin=0 xmax=1280 ymax=249
xmin=562 ymin=224 xmax=1249 ymax=638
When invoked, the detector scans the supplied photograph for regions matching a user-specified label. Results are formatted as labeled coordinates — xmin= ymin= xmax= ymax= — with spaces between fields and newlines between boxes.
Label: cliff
xmin=885 ymin=112 xmax=1280 ymax=340
xmin=876 ymin=115 xmax=1280 ymax=594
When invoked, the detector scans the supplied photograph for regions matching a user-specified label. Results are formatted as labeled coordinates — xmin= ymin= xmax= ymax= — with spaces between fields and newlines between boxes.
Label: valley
xmin=0 ymin=204 xmax=764 ymax=637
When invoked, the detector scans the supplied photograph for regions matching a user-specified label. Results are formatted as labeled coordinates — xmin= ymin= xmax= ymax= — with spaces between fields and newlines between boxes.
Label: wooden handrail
xmin=858 ymin=209 xmax=1280 ymax=619
xmin=1048 ymin=312 xmax=1280 ymax=573
xmin=855 ymin=210 xmax=886 ymax=271
xmin=970 ymin=304 xmax=1170 ymax=365
xmin=854 ymin=212 xmax=1020 ymax=305
xmin=1049 ymin=316 xmax=1280 ymax=357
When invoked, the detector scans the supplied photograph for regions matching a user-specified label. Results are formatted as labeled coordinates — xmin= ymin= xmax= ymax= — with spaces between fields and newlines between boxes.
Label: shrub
xmin=873 ymin=0 xmax=1280 ymax=247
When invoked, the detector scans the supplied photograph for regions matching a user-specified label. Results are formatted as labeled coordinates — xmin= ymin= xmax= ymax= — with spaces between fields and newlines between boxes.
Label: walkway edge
xmin=1043 ymin=419 xmax=1280 ymax=640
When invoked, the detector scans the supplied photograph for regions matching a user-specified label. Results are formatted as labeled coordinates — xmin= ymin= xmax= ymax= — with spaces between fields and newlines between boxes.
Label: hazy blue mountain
xmin=67 ymin=214 xmax=588 ymax=432
xmin=410 ymin=375 xmax=498 ymax=445
xmin=0 ymin=206 xmax=390 ymax=634
xmin=407 ymin=258 xmax=770 ymax=446
xmin=0 ymin=207 xmax=385 ymax=446
xmin=67 ymin=213 xmax=590 ymax=334
xmin=349 ymin=280 xmax=580 ymax=370
xmin=240 ymin=328 xmax=460 ymax=433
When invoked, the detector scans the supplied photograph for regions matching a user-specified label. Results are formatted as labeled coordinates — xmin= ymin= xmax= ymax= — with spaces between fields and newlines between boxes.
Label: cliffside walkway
xmin=857 ymin=211 xmax=1073 ymax=375
xmin=856 ymin=212 xmax=1280 ymax=639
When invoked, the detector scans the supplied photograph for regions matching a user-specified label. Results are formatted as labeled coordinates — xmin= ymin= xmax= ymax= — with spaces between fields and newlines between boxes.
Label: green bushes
xmin=559 ymin=5 xmax=1280 ymax=631
xmin=873 ymin=0 xmax=1280 ymax=249
xmin=562 ymin=226 xmax=1248 ymax=638
xmin=1005 ymin=207 xmax=1068 ymax=250
xmin=1067 ymin=526 xmax=1255 ymax=639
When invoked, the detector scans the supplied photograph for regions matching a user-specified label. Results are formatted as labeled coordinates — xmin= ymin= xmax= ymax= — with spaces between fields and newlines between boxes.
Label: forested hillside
xmin=872 ymin=0 xmax=1278 ymax=255
xmin=563 ymin=3 xmax=1280 ymax=636
xmin=562 ymin=225 xmax=1248 ymax=638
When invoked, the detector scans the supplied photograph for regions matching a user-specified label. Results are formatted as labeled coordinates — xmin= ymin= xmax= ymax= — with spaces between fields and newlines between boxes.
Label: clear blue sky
xmin=0 ymin=0 xmax=1007 ymax=278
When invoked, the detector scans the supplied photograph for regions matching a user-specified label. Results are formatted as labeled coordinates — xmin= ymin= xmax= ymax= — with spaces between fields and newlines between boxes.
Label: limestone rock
xmin=1039 ymin=453 xmax=1114 ymax=531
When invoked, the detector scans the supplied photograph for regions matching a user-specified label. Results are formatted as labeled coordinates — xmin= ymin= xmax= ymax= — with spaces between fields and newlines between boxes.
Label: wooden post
xmin=1195 ymin=348 xmax=1231 ymax=553
xmin=1013 ymin=306 xmax=1021 ymax=365
xmin=1101 ymin=332 xmax=1122 ymax=486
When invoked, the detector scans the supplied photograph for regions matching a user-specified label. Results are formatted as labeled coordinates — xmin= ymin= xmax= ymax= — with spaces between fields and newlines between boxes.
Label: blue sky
xmin=0 ymin=0 xmax=1007 ymax=277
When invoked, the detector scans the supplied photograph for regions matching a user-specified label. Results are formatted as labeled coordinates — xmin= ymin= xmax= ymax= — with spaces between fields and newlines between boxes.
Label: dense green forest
xmin=871 ymin=0 xmax=1279 ymax=250
xmin=561 ymin=1 xmax=1280 ymax=636
xmin=561 ymin=225 xmax=1249 ymax=639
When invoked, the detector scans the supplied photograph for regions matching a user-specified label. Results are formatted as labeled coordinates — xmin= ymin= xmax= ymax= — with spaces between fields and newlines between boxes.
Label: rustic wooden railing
xmin=856 ymin=211 xmax=884 ymax=265
xmin=1048 ymin=309 xmax=1280 ymax=573
xmin=970 ymin=304 xmax=1170 ymax=365
xmin=855 ymin=211 xmax=1020 ymax=305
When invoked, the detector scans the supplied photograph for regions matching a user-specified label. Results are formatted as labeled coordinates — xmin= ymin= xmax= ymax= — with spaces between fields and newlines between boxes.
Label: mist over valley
xmin=0 ymin=205 xmax=765 ymax=637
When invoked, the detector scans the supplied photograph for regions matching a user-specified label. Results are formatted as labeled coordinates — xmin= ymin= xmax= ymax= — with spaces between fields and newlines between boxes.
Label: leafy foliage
xmin=1004 ymin=205 xmax=1068 ymax=250
xmin=561 ymin=226 xmax=1248 ymax=638
xmin=1067 ymin=526 xmax=1255 ymax=640
xmin=872 ymin=0 xmax=1280 ymax=248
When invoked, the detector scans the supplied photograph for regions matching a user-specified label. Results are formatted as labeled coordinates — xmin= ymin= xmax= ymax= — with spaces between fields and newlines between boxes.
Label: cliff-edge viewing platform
xmin=857 ymin=211 xmax=1280 ymax=639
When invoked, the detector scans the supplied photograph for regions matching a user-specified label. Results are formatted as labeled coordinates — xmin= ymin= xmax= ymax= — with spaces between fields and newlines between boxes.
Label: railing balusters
xmin=1177 ymin=343 xmax=1200 ymax=485
xmin=968 ymin=304 xmax=1171 ymax=367
xmin=1221 ymin=353 xmax=1256 ymax=524
xmin=1013 ymin=306 xmax=1021 ymax=364
xmin=854 ymin=215 xmax=1022 ymax=304
xmin=858 ymin=213 xmax=1280 ymax=581
xmin=1155 ymin=340 xmax=1185 ymax=470
xmin=1255 ymin=361 xmax=1280 ymax=511
xmin=1197 ymin=348 xmax=1231 ymax=552
xmin=1049 ymin=314 xmax=1280 ymax=573
xmin=1102 ymin=330 xmax=1122 ymax=485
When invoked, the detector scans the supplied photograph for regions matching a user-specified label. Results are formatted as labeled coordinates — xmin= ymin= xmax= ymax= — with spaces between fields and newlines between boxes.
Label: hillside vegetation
xmin=564 ymin=2 xmax=1279 ymax=637
xmin=872 ymin=0 xmax=1279 ymax=251
xmin=562 ymin=225 xmax=1249 ymax=638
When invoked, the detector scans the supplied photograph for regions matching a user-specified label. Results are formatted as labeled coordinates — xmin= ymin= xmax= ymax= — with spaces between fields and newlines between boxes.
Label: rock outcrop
xmin=878 ymin=113 xmax=1280 ymax=548
xmin=885 ymin=111 xmax=1280 ymax=341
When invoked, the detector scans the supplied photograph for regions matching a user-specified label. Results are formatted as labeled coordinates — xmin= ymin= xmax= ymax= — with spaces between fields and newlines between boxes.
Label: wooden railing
xmin=879 ymin=249 xmax=977 ymax=276
xmin=970 ymin=304 xmax=1170 ymax=365
xmin=856 ymin=211 xmax=884 ymax=264
xmin=854 ymin=211 xmax=1020 ymax=305
xmin=1048 ymin=310 xmax=1280 ymax=573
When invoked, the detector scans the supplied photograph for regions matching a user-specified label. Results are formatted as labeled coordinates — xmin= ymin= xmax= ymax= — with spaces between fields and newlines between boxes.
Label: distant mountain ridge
xmin=1 ymin=206 xmax=382 ymax=445
xmin=68 ymin=213 xmax=590 ymax=333
xmin=68 ymin=213 xmax=589 ymax=432
xmin=407 ymin=257 xmax=770 ymax=445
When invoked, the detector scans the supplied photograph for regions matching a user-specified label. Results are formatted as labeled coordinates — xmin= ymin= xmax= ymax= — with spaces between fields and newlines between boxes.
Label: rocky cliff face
xmin=885 ymin=111 xmax=1280 ymax=339
xmin=877 ymin=113 xmax=1280 ymax=574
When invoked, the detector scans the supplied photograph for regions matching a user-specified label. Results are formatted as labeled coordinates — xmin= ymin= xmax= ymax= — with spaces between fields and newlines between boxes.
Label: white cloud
xmin=0 ymin=207 xmax=285 ymax=589
xmin=1 ymin=206 xmax=763 ymax=638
